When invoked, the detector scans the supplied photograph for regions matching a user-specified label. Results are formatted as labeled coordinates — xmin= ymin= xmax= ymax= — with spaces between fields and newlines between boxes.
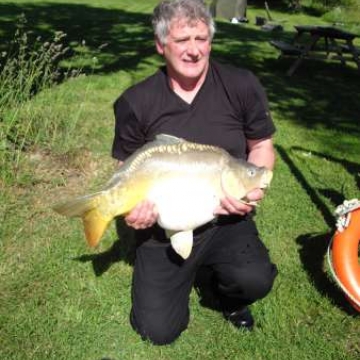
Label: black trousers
xmin=130 ymin=216 xmax=277 ymax=345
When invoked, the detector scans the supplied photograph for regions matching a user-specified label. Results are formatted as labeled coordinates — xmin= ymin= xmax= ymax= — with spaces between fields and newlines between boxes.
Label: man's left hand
xmin=214 ymin=188 xmax=264 ymax=216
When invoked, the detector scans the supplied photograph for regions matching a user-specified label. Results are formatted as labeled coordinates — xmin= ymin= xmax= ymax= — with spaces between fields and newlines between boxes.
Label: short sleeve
xmin=111 ymin=95 xmax=145 ymax=161
xmin=242 ymin=73 xmax=276 ymax=140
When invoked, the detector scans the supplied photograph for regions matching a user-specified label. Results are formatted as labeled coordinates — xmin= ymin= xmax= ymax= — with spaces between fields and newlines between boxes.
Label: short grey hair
xmin=152 ymin=0 xmax=215 ymax=45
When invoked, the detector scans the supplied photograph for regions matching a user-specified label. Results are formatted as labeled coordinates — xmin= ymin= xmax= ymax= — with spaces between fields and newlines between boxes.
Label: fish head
xmin=253 ymin=165 xmax=273 ymax=190
xmin=221 ymin=159 xmax=273 ymax=200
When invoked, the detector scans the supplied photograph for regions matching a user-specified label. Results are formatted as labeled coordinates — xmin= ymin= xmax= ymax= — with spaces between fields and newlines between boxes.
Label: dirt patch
xmin=11 ymin=148 xmax=116 ymax=208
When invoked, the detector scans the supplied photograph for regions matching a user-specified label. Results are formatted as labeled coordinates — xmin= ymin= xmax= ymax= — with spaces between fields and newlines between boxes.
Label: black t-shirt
xmin=112 ymin=60 xmax=275 ymax=161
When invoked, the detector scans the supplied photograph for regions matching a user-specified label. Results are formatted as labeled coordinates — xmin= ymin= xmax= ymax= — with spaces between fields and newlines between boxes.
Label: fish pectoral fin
xmin=82 ymin=208 xmax=111 ymax=248
xmin=169 ymin=230 xmax=194 ymax=260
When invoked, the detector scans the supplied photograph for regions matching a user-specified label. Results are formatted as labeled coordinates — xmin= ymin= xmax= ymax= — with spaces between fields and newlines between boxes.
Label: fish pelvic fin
xmin=169 ymin=230 xmax=194 ymax=260
xmin=52 ymin=192 xmax=111 ymax=247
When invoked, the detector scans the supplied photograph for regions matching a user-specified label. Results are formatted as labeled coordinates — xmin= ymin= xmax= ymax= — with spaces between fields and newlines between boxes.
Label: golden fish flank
xmin=52 ymin=134 xmax=273 ymax=260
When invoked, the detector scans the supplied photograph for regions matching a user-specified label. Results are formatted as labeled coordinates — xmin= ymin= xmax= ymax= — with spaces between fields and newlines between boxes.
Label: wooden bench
xmin=269 ymin=40 xmax=303 ymax=56
xmin=339 ymin=43 xmax=360 ymax=55
xmin=270 ymin=26 xmax=359 ymax=76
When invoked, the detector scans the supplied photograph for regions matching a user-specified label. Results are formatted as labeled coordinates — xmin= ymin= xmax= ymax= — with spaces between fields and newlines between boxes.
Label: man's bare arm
xmin=214 ymin=137 xmax=275 ymax=216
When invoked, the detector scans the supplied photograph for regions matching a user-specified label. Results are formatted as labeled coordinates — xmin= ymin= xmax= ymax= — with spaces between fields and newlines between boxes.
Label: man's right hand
xmin=125 ymin=200 xmax=158 ymax=230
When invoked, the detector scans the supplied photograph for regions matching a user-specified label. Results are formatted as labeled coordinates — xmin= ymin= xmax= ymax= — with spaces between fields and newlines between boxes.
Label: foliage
xmin=322 ymin=5 xmax=360 ymax=33
xmin=0 ymin=14 xmax=83 ymax=183
xmin=0 ymin=14 xmax=70 ymax=114
xmin=309 ymin=0 xmax=357 ymax=9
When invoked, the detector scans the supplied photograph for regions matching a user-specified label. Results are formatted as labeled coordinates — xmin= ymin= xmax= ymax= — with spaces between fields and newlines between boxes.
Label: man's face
xmin=156 ymin=18 xmax=212 ymax=83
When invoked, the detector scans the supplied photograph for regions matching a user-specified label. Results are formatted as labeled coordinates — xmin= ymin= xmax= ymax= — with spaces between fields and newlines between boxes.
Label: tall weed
xmin=0 ymin=14 xmax=81 ymax=185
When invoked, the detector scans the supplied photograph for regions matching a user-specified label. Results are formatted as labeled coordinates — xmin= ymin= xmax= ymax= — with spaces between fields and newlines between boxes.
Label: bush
xmin=309 ymin=0 xmax=357 ymax=10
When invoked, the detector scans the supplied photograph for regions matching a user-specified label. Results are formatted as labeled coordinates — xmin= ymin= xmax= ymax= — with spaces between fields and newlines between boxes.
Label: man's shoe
xmin=223 ymin=306 xmax=254 ymax=331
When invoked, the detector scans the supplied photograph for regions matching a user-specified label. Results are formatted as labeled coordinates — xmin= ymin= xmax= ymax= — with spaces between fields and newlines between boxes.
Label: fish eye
xmin=247 ymin=168 xmax=256 ymax=177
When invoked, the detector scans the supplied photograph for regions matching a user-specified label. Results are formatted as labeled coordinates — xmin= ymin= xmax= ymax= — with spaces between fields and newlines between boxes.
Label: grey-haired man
xmin=112 ymin=0 xmax=277 ymax=345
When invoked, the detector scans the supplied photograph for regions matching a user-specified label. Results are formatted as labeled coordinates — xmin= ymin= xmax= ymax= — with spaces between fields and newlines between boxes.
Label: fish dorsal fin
xmin=133 ymin=134 xmax=185 ymax=155
xmin=168 ymin=230 xmax=194 ymax=260
xmin=104 ymin=135 xmax=185 ymax=190
xmin=120 ymin=134 xmax=186 ymax=174
xmin=136 ymin=134 xmax=185 ymax=154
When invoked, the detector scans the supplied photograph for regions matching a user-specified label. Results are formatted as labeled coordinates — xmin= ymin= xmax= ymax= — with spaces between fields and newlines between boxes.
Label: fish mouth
xmin=260 ymin=170 xmax=273 ymax=189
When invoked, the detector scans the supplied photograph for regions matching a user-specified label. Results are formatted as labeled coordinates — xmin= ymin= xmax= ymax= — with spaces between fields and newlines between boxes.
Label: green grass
xmin=1 ymin=1 xmax=359 ymax=359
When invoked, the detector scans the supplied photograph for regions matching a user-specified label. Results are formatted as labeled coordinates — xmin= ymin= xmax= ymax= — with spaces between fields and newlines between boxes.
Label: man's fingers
xmin=214 ymin=194 xmax=259 ymax=216
xmin=245 ymin=188 xmax=264 ymax=202
xmin=125 ymin=201 xmax=158 ymax=229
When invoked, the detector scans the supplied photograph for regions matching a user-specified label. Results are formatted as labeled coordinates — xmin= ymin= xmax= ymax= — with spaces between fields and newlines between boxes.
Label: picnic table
xmin=270 ymin=25 xmax=360 ymax=76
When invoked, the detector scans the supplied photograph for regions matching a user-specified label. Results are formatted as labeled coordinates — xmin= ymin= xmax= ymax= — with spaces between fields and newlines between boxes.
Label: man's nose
xmin=186 ymin=40 xmax=200 ymax=57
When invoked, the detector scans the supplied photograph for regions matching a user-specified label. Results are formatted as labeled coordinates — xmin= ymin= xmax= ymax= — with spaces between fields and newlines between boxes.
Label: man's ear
xmin=155 ymin=36 xmax=165 ymax=55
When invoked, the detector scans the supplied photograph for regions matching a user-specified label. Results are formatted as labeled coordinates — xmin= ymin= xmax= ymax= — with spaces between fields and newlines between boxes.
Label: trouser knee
xmin=130 ymin=309 xmax=188 ymax=346
xmin=218 ymin=263 xmax=278 ymax=304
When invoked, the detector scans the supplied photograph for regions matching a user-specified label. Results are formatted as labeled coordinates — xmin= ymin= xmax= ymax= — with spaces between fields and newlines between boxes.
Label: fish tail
xmin=52 ymin=192 xmax=112 ymax=247
xmin=52 ymin=193 xmax=101 ymax=217
xmin=82 ymin=206 xmax=112 ymax=247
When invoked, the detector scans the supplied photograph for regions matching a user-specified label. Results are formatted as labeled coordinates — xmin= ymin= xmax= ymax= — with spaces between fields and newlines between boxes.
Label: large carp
xmin=53 ymin=134 xmax=273 ymax=259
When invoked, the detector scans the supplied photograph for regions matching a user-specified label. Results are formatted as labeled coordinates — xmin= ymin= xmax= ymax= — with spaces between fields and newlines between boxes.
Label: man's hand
xmin=125 ymin=200 xmax=158 ymax=230
xmin=214 ymin=188 xmax=264 ymax=216
xmin=214 ymin=136 xmax=275 ymax=217
xmin=118 ymin=159 xmax=158 ymax=230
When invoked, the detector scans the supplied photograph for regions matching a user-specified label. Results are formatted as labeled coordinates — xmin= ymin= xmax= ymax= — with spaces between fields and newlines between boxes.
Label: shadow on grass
xmin=291 ymin=146 xmax=360 ymax=190
xmin=0 ymin=2 xmax=358 ymax=140
xmin=207 ymin=22 xmax=360 ymax=144
xmin=296 ymin=232 xmax=358 ymax=316
xmin=74 ymin=218 xmax=136 ymax=276
xmin=74 ymin=218 xmax=185 ymax=276
xmin=0 ymin=2 xmax=155 ymax=75
xmin=276 ymin=145 xmax=335 ymax=227
xmin=277 ymin=144 xmax=359 ymax=315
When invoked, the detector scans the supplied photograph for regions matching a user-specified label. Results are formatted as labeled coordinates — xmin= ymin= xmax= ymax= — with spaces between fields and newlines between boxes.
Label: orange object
xmin=331 ymin=207 xmax=360 ymax=311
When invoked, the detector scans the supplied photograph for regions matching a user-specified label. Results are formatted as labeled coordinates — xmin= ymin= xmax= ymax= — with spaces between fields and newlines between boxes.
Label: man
xmin=112 ymin=0 xmax=277 ymax=345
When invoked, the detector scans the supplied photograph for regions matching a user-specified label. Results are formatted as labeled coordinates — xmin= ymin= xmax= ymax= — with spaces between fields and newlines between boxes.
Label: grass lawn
xmin=1 ymin=1 xmax=359 ymax=359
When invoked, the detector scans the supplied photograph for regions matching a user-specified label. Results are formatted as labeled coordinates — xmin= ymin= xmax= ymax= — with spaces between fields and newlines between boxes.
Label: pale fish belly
xmin=147 ymin=175 xmax=221 ymax=231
